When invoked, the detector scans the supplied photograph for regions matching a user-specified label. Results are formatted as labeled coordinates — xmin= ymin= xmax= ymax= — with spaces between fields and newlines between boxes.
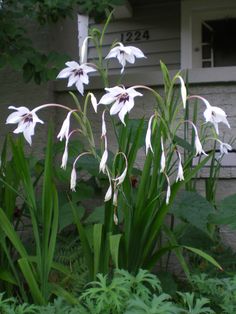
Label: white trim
xmin=77 ymin=14 xmax=89 ymax=63
xmin=181 ymin=0 xmax=236 ymax=69
xmin=54 ymin=66 xmax=236 ymax=92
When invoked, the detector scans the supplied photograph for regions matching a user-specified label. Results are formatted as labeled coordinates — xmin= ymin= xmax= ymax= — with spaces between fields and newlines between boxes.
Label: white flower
xmin=177 ymin=76 xmax=187 ymax=109
xmin=176 ymin=151 xmax=184 ymax=182
xmin=191 ymin=124 xmax=208 ymax=156
xmin=57 ymin=61 xmax=96 ymax=95
xmin=90 ymin=93 xmax=98 ymax=113
xmin=195 ymin=135 xmax=207 ymax=156
xmin=57 ymin=111 xmax=74 ymax=141
xmin=166 ymin=184 xmax=171 ymax=205
xmin=61 ymin=141 xmax=68 ymax=170
xmin=165 ymin=175 xmax=171 ymax=205
xmin=99 ymin=86 xmax=142 ymax=125
xmin=104 ymin=183 xmax=112 ymax=202
xmin=6 ymin=106 xmax=44 ymax=145
xmin=145 ymin=115 xmax=154 ymax=155
xmin=192 ymin=95 xmax=230 ymax=135
xmin=160 ymin=137 xmax=166 ymax=173
xmin=104 ymin=169 xmax=112 ymax=202
xmin=219 ymin=142 xmax=232 ymax=158
xmin=105 ymin=42 xmax=146 ymax=73
xmin=113 ymin=212 xmax=118 ymax=225
xmin=113 ymin=167 xmax=127 ymax=186
xmin=113 ymin=189 xmax=118 ymax=206
xmin=99 ymin=131 xmax=108 ymax=173
xmin=102 ymin=110 xmax=107 ymax=137
xmin=113 ymin=153 xmax=128 ymax=186
xmin=70 ymin=167 xmax=77 ymax=191
xmin=99 ymin=149 xmax=108 ymax=173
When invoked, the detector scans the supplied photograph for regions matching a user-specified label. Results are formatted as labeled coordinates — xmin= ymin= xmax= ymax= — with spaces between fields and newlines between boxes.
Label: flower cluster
xmin=6 ymin=37 xmax=232 ymax=223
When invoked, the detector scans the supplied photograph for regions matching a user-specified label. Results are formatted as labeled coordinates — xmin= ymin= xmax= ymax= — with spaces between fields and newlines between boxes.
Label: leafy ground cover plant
xmin=1 ymin=265 xmax=236 ymax=313
xmin=4 ymin=12 xmax=230 ymax=283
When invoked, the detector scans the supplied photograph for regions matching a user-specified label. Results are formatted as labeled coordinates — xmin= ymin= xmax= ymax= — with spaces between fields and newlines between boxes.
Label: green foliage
xmin=192 ymin=273 xmax=236 ymax=314
xmin=170 ymin=191 xmax=215 ymax=236
xmin=0 ymin=0 xmax=69 ymax=84
xmin=177 ymin=292 xmax=214 ymax=314
xmin=209 ymin=193 xmax=236 ymax=229
xmin=78 ymin=0 xmax=125 ymax=21
xmin=125 ymin=294 xmax=181 ymax=314
xmin=0 ymin=133 xmax=73 ymax=304
xmin=0 ymin=0 xmax=124 ymax=83
xmin=80 ymin=268 xmax=178 ymax=313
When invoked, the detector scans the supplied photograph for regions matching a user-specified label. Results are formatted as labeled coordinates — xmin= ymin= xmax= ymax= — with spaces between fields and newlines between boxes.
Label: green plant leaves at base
xmin=18 ymin=258 xmax=45 ymax=305
xmin=209 ymin=193 xmax=236 ymax=229
xmin=0 ymin=269 xmax=17 ymax=285
xmin=85 ymin=205 xmax=105 ymax=224
xmin=109 ymin=234 xmax=122 ymax=268
xmin=183 ymin=246 xmax=223 ymax=271
xmin=59 ymin=203 xmax=85 ymax=232
xmin=178 ymin=225 xmax=214 ymax=250
xmin=170 ymin=191 xmax=215 ymax=235
xmin=157 ymin=272 xmax=178 ymax=296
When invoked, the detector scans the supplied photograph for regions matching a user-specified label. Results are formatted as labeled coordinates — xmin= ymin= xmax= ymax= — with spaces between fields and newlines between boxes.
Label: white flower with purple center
xmin=105 ymin=43 xmax=146 ymax=73
xmin=6 ymin=106 xmax=44 ymax=145
xmin=57 ymin=61 xmax=96 ymax=95
xmin=219 ymin=142 xmax=232 ymax=158
xmin=99 ymin=86 xmax=142 ymax=125
xmin=190 ymin=95 xmax=230 ymax=135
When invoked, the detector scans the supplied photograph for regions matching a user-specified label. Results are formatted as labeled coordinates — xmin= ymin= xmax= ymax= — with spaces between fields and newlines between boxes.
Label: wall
xmin=87 ymin=0 xmax=180 ymax=73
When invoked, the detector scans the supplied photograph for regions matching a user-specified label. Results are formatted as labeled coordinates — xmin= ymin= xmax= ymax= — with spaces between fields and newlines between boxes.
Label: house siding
xmin=87 ymin=1 xmax=181 ymax=72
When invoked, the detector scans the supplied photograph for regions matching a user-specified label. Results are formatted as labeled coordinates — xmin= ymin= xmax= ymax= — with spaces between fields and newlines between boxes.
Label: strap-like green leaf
xmin=109 ymin=234 xmax=122 ymax=268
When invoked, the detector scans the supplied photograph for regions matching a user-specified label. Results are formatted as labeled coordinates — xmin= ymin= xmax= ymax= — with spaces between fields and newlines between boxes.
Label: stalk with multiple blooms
xmin=5 ymin=15 xmax=232 ymax=275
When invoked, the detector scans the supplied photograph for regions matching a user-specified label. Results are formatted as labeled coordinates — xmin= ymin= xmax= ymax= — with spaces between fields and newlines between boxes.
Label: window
xmin=181 ymin=0 xmax=236 ymax=69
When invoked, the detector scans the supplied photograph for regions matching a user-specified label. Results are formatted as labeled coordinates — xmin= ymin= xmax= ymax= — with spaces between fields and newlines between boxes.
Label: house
xmin=1 ymin=0 xmax=235 ymax=198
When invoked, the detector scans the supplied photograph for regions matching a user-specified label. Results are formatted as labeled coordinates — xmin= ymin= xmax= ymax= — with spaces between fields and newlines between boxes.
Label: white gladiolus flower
xmin=6 ymin=106 xmax=44 ymax=145
xmin=102 ymin=110 xmax=107 ymax=137
xmin=105 ymin=42 xmax=146 ymax=73
xmin=113 ymin=153 xmax=128 ymax=186
xmin=61 ymin=141 xmax=68 ymax=170
xmin=184 ymin=120 xmax=207 ymax=156
xmin=166 ymin=184 xmax=171 ymax=205
xmin=191 ymin=123 xmax=208 ymax=156
xmin=99 ymin=149 xmax=108 ymax=173
xmin=176 ymin=151 xmax=184 ymax=182
xmin=90 ymin=93 xmax=98 ymax=113
xmin=113 ymin=213 xmax=118 ymax=225
xmin=57 ymin=111 xmax=74 ymax=141
xmin=113 ymin=189 xmax=118 ymax=206
xmin=219 ymin=142 xmax=232 ymax=158
xmin=165 ymin=175 xmax=171 ymax=205
xmin=70 ymin=167 xmax=77 ymax=191
xmin=177 ymin=76 xmax=187 ymax=109
xmin=57 ymin=61 xmax=96 ymax=95
xmin=104 ymin=183 xmax=112 ymax=202
xmin=160 ymin=137 xmax=166 ymax=173
xmin=104 ymin=169 xmax=112 ymax=202
xmin=70 ymin=152 xmax=91 ymax=191
xmin=191 ymin=95 xmax=230 ymax=135
xmin=195 ymin=135 xmax=207 ymax=156
xmin=145 ymin=115 xmax=154 ymax=155
xmin=99 ymin=86 xmax=142 ymax=125
xmin=113 ymin=167 xmax=127 ymax=186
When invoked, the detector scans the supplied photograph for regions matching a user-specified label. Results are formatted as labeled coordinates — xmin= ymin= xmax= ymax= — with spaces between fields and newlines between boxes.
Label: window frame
xmin=181 ymin=0 xmax=236 ymax=69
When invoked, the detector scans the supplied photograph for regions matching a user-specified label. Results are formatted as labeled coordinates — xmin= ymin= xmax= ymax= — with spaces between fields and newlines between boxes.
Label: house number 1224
xmin=120 ymin=30 xmax=150 ymax=42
